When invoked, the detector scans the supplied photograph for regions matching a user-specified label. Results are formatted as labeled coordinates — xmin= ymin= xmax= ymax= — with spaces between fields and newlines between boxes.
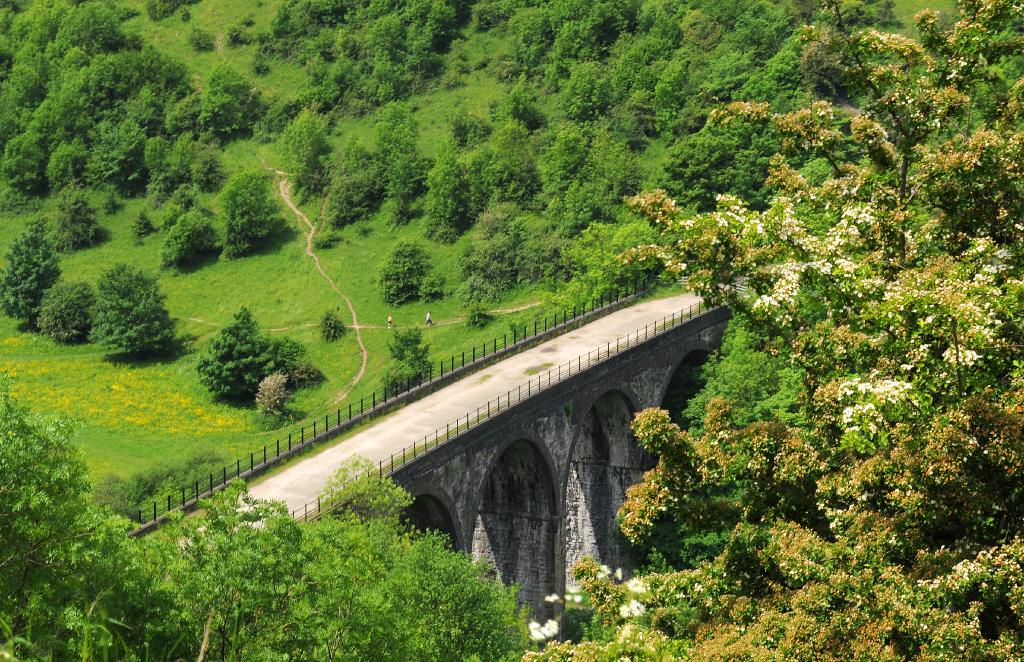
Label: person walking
xmin=425 ymin=311 xmax=433 ymax=327
xmin=387 ymin=314 xmax=394 ymax=329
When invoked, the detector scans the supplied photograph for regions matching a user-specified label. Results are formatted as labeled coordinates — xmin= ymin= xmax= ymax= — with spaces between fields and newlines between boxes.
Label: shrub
xmin=161 ymin=210 xmax=219 ymax=268
xmin=252 ymin=52 xmax=270 ymax=76
xmin=101 ymin=189 xmax=121 ymax=215
xmin=320 ymin=308 xmax=346 ymax=341
xmin=380 ymin=242 xmax=430 ymax=305
xmin=188 ymin=28 xmax=214 ymax=52
xmin=0 ymin=220 xmax=61 ymax=325
xmin=90 ymin=264 xmax=176 ymax=355
xmin=288 ymin=360 xmax=324 ymax=388
xmin=255 ymin=372 xmax=290 ymax=416
xmin=420 ymin=273 xmax=445 ymax=301
xmin=52 ymin=185 xmax=100 ymax=252
xmin=191 ymin=144 xmax=224 ymax=192
xmin=313 ymin=229 xmax=343 ymax=249
xmin=465 ymin=305 xmax=493 ymax=329
xmin=131 ymin=211 xmax=155 ymax=243
xmin=221 ymin=170 xmax=278 ymax=258
xmin=37 ymin=281 xmax=96 ymax=344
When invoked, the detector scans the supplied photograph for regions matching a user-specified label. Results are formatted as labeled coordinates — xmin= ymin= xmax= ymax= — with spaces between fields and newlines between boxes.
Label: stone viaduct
xmin=392 ymin=305 xmax=730 ymax=615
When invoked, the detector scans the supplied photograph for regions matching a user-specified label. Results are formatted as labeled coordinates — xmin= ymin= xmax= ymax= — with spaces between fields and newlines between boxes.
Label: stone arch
xmin=405 ymin=492 xmax=460 ymax=549
xmin=471 ymin=439 xmax=558 ymax=616
xmin=562 ymin=390 xmax=654 ymax=587
xmin=659 ymin=348 xmax=713 ymax=425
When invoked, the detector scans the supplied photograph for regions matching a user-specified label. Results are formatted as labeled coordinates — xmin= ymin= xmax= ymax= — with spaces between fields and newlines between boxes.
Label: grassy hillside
xmin=0 ymin=0 xmax=944 ymax=502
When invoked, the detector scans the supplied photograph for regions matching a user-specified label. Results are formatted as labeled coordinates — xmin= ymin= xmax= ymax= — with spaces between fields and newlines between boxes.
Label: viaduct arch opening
xmin=563 ymin=391 xmax=654 ymax=587
xmin=472 ymin=440 xmax=557 ymax=615
xmin=405 ymin=494 xmax=459 ymax=548
xmin=661 ymin=350 xmax=711 ymax=426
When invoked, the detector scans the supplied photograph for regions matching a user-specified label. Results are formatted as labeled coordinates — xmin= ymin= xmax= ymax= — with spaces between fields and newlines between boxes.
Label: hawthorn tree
xmin=532 ymin=2 xmax=1024 ymax=658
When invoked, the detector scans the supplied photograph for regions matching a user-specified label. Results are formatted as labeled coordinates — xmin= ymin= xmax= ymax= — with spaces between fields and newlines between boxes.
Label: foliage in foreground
xmin=530 ymin=1 xmax=1024 ymax=659
xmin=0 ymin=382 xmax=526 ymax=660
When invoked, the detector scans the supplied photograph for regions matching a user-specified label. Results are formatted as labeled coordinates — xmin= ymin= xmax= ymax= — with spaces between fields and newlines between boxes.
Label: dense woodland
xmin=5 ymin=0 xmax=1024 ymax=659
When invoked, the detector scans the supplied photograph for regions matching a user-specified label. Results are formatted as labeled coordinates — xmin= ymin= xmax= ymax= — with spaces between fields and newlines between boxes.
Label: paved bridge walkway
xmin=249 ymin=292 xmax=700 ymax=512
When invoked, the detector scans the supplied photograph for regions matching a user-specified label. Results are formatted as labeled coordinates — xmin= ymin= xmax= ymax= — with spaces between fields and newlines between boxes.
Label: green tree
xmin=1 ymin=130 xmax=48 ymax=196
xmin=280 ymin=109 xmax=331 ymax=198
xmin=87 ymin=118 xmax=148 ymax=195
xmin=197 ymin=307 xmax=272 ymax=400
xmin=221 ymin=169 xmax=279 ymax=258
xmin=91 ymin=264 xmax=175 ymax=355
xmin=37 ymin=280 xmax=95 ymax=344
xmin=161 ymin=210 xmax=219 ymax=268
xmin=327 ymin=142 xmax=384 ymax=227
xmin=51 ymin=184 xmax=100 ymax=252
xmin=0 ymin=220 xmax=60 ymax=326
xmin=382 ymin=327 xmax=431 ymax=393
xmin=45 ymin=139 xmax=88 ymax=191
xmin=199 ymin=65 xmax=261 ymax=140
xmin=424 ymin=139 xmax=469 ymax=242
xmin=0 ymin=381 xmax=145 ymax=659
xmin=380 ymin=241 xmax=430 ymax=305
xmin=374 ymin=104 xmax=425 ymax=223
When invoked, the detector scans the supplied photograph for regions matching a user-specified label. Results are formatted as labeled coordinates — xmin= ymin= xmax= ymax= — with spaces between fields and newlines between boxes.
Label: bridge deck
xmin=248 ymin=292 xmax=700 ymax=512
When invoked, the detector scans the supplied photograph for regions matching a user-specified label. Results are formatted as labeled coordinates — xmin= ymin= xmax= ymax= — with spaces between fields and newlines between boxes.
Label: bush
xmin=420 ymin=273 xmax=445 ymax=301
xmin=37 ymin=281 xmax=96 ymax=344
xmin=131 ymin=211 xmax=155 ymax=243
xmin=161 ymin=210 xmax=219 ymax=268
xmin=252 ymin=52 xmax=270 ymax=76
xmin=93 ymin=449 xmax=225 ymax=518
xmin=90 ymin=264 xmax=176 ymax=355
xmin=191 ymin=144 xmax=225 ymax=192
xmin=380 ymin=242 xmax=431 ymax=305
xmin=255 ymin=372 xmax=290 ymax=416
xmin=52 ymin=185 xmax=100 ymax=252
xmin=320 ymin=308 xmax=346 ymax=341
xmin=465 ymin=304 xmax=493 ymax=329
xmin=313 ymin=228 xmax=343 ymax=249
xmin=188 ymin=27 xmax=214 ymax=52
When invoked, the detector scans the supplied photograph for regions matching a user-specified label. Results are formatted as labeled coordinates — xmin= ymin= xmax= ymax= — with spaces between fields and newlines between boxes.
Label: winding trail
xmin=274 ymin=172 xmax=368 ymax=403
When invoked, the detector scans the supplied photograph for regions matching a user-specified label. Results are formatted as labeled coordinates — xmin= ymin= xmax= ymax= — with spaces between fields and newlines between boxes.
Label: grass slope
xmin=0 ymin=0 xmax=948 ymax=483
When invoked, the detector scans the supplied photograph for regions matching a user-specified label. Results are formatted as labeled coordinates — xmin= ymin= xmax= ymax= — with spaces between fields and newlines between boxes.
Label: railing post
xmin=349 ymin=403 xmax=352 ymax=420
xmin=250 ymin=452 xmax=254 ymax=471
xmin=372 ymin=393 xmax=376 ymax=409
xmin=222 ymin=466 xmax=226 ymax=485
xmin=237 ymin=459 xmax=240 ymax=476
xmin=153 ymin=502 xmax=156 ymax=521
xmin=263 ymin=446 xmax=267 ymax=464
xmin=276 ymin=439 xmax=280 ymax=456
xmin=288 ymin=433 xmax=292 ymax=451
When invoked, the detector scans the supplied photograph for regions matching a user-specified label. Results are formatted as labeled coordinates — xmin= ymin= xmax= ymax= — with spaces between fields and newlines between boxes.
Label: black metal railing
xmin=130 ymin=278 xmax=655 ymax=533
xmin=290 ymin=300 xmax=711 ymax=524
